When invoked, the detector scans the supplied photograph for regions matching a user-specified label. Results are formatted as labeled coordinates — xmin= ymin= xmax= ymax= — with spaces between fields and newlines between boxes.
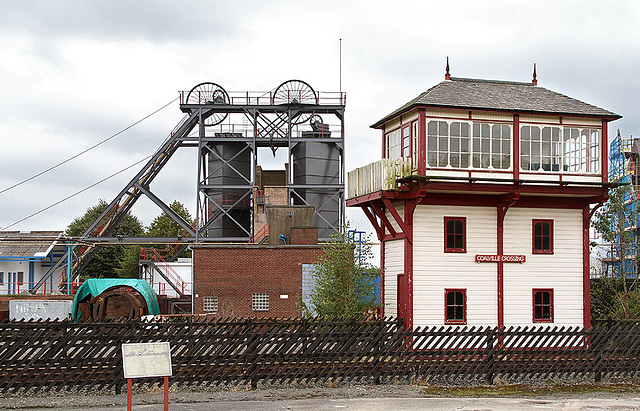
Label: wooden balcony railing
xmin=347 ymin=158 xmax=415 ymax=199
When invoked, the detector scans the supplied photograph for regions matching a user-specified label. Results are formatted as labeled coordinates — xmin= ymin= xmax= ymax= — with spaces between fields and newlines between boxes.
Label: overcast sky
xmin=1 ymin=0 xmax=639 ymax=242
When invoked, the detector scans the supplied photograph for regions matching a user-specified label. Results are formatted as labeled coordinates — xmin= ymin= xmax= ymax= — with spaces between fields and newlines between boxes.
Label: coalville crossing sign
xmin=475 ymin=254 xmax=526 ymax=263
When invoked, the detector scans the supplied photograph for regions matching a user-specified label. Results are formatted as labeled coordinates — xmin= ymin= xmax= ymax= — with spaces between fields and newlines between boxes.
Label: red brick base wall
xmin=192 ymin=245 xmax=323 ymax=318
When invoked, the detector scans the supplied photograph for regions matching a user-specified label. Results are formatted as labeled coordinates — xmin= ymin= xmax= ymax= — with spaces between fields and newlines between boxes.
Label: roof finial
xmin=445 ymin=57 xmax=451 ymax=80
xmin=532 ymin=63 xmax=538 ymax=86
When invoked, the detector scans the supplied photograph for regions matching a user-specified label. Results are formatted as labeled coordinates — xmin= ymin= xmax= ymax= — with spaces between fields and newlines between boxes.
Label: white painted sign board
xmin=122 ymin=342 xmax=172 ymax=379
xmin=10 ymin=300 xmax=73 ymax=321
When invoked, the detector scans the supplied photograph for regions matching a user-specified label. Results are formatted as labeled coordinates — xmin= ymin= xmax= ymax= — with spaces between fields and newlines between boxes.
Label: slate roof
xmin=0 ymin=231 xmax=63 ymax=258
xmin=371 ymin=77 xmax=621 ymax=128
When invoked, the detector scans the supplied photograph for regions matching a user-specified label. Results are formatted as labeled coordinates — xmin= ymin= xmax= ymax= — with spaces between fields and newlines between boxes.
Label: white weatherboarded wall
xmin=503 ymin=208 xmax=584 ymax=327
xmin=383 ymin=240 xmax=404 ymax=317
xmin=385 ymin=202 xmax=405 ymax=234
xmin=412 ymin=205 xmax=497 ymax=327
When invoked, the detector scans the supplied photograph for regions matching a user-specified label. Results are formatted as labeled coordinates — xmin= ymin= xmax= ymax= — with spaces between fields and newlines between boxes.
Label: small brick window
xmin=252 ymin=293 xmax=270 ymax=311
xmin=533 ymin=289 xmax=553 ymax=322
xmin=203 ymin=296 xmax=218 ymax=312
xmin=444 ymin=217 xmax=466 ymax=253
xmin=445 ymin=289 xmax=466 ymax=325
xmin=533 ymin=219 xmax=553 ymax=254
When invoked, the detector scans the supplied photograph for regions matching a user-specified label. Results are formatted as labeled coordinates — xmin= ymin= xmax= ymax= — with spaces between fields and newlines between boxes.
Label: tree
xmin=591 ymin=182 xmax=640 ymax=318
xmin=66 ymin=199 xmax=144 ymax=279
xmin=302 ymin=225 xmax=380 ymax=318
xmin=145 ymin=200 xmax=194 ymax=259
xmin=146 ymin=201 xmax=194 ymax=239
xmin=116 ymin=200 xmax=194 ymax=278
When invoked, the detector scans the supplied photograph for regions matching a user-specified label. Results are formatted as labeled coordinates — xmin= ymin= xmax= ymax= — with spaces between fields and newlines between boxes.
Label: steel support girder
xmin=289 ymin=189 xmax=344 ymax=232
xmin=200 ymin=142 xmax=253 ymax=185
xmin=134 ymin=183 xmax=195 ymax=236
xmin=197 ymin=189 xmax=252 ymax=236
xmin=254 ymin=112 xmax=288 ymax=140
xmin=30 ymin=110 xmax=202 ymax=293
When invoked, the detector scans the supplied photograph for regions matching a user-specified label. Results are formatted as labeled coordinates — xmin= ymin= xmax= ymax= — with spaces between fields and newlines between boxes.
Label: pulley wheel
xmin=186 ymin=82 xmax=230 ymax=126
xmin=273 ymin=80 xmax=318 ymax=124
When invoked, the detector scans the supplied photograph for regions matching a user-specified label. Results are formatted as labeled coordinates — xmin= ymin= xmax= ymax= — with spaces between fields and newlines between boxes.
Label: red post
xmin=164 ymin=376 xmax=169 ymax=411
xmin=127 ymin=379 xmax=133 ymax=411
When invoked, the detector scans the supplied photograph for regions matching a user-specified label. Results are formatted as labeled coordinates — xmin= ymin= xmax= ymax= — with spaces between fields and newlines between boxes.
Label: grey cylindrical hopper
xmin=292 ymin=142 xmax=341 ymax=240
xmin=292 ymin=142 xmax=340 ymax=185
xmin=205 ymin=142 xmax=252 ymax=239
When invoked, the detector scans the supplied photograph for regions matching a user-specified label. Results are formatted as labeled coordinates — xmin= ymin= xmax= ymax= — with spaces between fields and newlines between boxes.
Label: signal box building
xmin=347 ymin=68 xmax=620 ymax=329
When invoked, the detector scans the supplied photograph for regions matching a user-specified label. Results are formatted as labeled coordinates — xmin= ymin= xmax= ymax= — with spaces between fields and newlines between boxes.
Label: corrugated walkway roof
xmin=0 ymin=231 xmax=63 ymax=257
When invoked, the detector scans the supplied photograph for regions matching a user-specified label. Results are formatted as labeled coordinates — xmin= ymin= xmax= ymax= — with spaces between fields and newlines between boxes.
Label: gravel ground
xmin=3 ymin=382 xmax=640 ymax=410
xmin=0 ymin=383 xmax=424 ymax=409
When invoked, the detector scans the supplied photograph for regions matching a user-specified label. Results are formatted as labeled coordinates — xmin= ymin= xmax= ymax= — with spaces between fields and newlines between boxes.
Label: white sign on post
xmin=122 ymin=342 xmax=172 ymax=379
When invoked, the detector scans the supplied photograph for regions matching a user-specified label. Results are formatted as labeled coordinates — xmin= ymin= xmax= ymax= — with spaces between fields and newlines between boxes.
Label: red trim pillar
xmin=602 ymin=120 xmax=609 ymax=183
xmin=418 ymin=109 xmax=426 ymax=175
xmin=403 ymin=200 xmax=418 ymax=329
xmin=513 ymin=114 xmax=520 ymax=180
xmin=497 ymin=207 xmax=505 ymax=328
xmin=583 ymin=205 xmax=591 ymax=328
xmin=380 ymin=240 xmax=385 ymax=317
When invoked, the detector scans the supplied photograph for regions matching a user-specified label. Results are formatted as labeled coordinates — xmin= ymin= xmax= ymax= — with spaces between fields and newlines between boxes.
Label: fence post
xmin=594 ymin=319 xmax=611 ymax=383
xmin=246 ymin=319 xmax=259 ymax=389
xmin=594 ymin=326 xmax=602 ymax=383
xmin=485 ymin=327 xmax=495 ymax=385
xmin=374 ymin=317 xmax=383 ymax=385
xmin=302 ymin=318 xmax=308 ymax=354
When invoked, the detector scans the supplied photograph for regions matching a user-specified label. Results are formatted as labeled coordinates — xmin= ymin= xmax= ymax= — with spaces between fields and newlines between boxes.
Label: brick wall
xmin=263 ymin=186 xmax=289 ymax=205
xmin=193 ymin=245 xmax=323 ymax=318
xmin=290 ymin=227 xmax=318 ymax=245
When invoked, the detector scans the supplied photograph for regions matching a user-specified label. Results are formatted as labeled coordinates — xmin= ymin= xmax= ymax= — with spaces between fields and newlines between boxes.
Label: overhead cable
xmin=0 ymin=98 xmax=178 ymax=195
xmin=2 ymin=156 xmax=151 ymax=230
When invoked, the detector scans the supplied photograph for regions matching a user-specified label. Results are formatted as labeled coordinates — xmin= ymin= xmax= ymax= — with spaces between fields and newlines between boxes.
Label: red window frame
xmin=444 ymin=288 xmax=467 ymax=325
xmin=444 ymin=217 xmax=466 ymax=253
xmin=532 ymin=219 xmax=554 ymax=254
xmin=532 ymin=288 xmax=554 ymax=323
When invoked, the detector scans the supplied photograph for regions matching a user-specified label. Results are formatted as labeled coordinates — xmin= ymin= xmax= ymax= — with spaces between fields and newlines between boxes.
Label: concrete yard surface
xmin=2 ymin=384 xmax=640 ymax=410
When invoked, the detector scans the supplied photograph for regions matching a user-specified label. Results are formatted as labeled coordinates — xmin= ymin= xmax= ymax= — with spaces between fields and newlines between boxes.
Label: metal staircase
xmin=139 ymin=247 xmax=189 ymax=298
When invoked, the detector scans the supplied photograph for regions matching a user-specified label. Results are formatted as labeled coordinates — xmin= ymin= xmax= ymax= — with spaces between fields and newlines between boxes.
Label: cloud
xmin=0 ymin=1 xmax=242 ymax=43
xmin=1 ymin=0 xmax=639 ymax=250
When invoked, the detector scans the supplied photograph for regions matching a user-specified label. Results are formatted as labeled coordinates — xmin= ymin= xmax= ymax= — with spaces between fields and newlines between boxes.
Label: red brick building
xmin=192 ymin=227 xmax=323 ymax=317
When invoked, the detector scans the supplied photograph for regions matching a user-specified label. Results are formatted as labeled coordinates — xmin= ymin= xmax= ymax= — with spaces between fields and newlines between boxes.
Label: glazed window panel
xmin=444 ymin=217 xmax=466 ymax=253
xmin=385 ymin=129 xmax=402 ymax=159
xmin=428 ymin=120 xmax=501 ymax=169
xmin=445 ymin=289 xmax=466 ymax=325
xmin=533 ymin=219 xmax=553 ymax=254
xmin=533 ymin=289 xmax=554 ymax=322
xmin=563 ymin=127 xmax=600 ymax=173
xmin=520 ymin=125 xmax=599 ymax=173
xmin=402 ymin=126 xmax=411 ymax=158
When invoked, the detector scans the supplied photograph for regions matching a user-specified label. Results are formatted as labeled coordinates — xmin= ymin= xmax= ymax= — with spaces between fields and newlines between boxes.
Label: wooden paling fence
xmin=1 ymin=317 xmax=640 ymax=394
